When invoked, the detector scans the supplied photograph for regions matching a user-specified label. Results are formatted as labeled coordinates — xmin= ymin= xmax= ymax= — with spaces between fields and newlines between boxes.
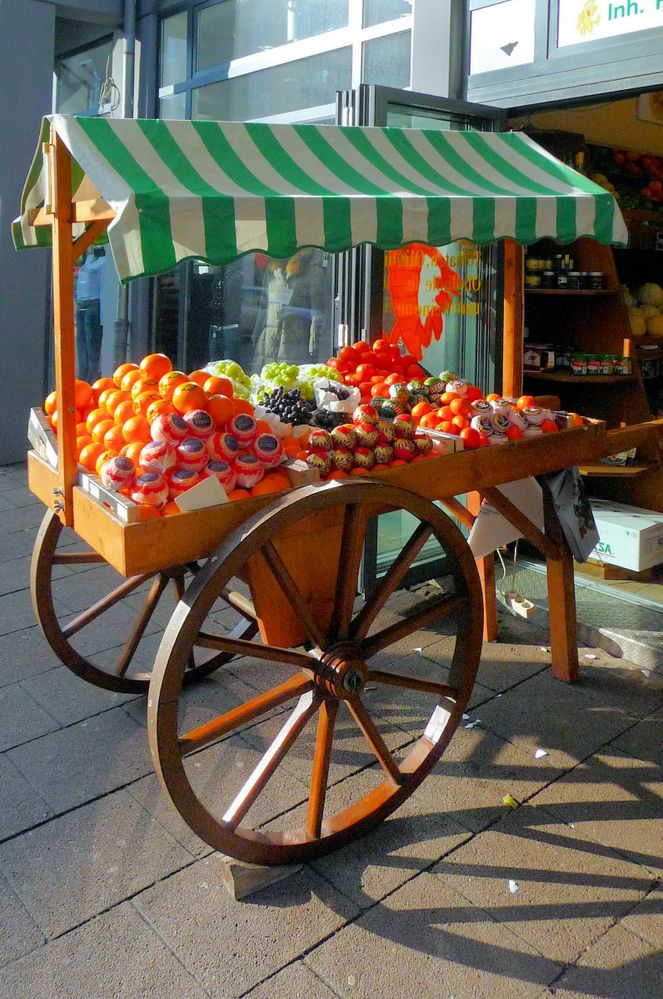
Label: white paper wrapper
xmin=313 ymin=378 xmax=360 ymax=414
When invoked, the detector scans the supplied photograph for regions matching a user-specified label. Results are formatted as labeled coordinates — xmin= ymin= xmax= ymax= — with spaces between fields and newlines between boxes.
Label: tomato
xmin=406 ymin=364 xmax=427 ymax=379
xmin=374 ymin=350 xmax=392 ymax=369
xmin=339 ymin=345 xmax=361 ymax=367
xmin=356 ymin=363 xmax=377 ymax=380
xmin=372 ymin=338 xmax=390 ymax=353
xmin=459 ymin=427 xmax=481 ymax=449
xmin=371 ymin=382 xmax=389 ymax=398
xmin=359 ymin=381 xmax=374 ymax=397
xmin=326 ymin=358 xmax=339 ymax=369
xmin=465 ymin=385 xmax=483 ymax=403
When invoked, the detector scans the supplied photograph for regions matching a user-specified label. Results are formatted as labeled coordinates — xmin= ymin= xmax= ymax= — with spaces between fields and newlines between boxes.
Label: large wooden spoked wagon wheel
xmin=30 ymin=509 xmax=257 ymax=694
xmin=148 ymin=479 xmax=483 ymax=864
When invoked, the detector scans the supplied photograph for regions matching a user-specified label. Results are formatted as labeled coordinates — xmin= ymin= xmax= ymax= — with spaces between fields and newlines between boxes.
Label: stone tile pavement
xmin=0 ymin=462 xmax=661 ymax=998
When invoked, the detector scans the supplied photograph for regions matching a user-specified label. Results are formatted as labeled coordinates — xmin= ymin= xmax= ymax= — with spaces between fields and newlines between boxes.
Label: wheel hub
xmin=315 ymin=642 xmax=367 ymax=699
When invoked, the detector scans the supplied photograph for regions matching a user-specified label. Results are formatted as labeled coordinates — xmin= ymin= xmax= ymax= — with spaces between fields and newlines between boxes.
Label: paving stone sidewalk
xmin=0 ymin=462 xmax=661 ymax=998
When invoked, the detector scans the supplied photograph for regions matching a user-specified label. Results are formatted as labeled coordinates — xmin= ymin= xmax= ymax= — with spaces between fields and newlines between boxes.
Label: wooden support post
xmin=50 ymin=130 xmax=77 ymax=527
xmin=502 ymin=240 xmax=524 ymax=399
xmin=217 ymin=854 xmax=301 ymax=900
xmin=467 ymin=491 xmax=498 ymax=642
xmin=542 ymin=483 xmax=579 ymax=683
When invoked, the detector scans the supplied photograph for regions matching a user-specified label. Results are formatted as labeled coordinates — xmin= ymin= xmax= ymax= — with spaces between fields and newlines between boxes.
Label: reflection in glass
xmin=55 ymin=39 xmax=112 ymax=114
xmin=160 ymin=11 xmax=188 ymax=87
xmin=362 ymin=30 xmax=411 ymax=88
xmin=159 ymin=92 xmax=187 ymax=120
xmin=363 ymin=0 xmax=412 ymax=29
xmin=196 ymin=0 xmax=349 ymax=71
xmin=154 ymin=252 xmax=333 ymax=377
xmin=192 ymin=47 xmax=352 ymax=121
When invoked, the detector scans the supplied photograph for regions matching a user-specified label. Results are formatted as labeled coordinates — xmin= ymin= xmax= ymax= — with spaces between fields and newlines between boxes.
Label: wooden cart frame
xmin=20 ymin=121 xmax=615 ymax=863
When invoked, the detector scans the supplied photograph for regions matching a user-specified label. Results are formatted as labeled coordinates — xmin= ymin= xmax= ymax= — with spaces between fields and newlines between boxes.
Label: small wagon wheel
xmin=30 ymin=509 xmax=258 ymax=694
xmin=148 ymin=479 xmax=483 ymax=864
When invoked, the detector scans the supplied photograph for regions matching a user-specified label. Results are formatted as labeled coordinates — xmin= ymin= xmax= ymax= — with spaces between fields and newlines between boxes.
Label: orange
xmin=327 ymin=470 xmax=349 ymax=480
xmin=137 ymin=503 xmax=162 ymax=520
xmin=121 ymin=441 xmax=145 ymax=463
xmin=485 ymin=392 xmax=501 ymax=403
xmin=75 ymin=434 xmax=93 ymax=459
xmin=187 ymin=369 xmax=209 ymax=388
xmin=516 ymin=394 xmax=536 ymax=411
xmin=227 ymin=488 xmax=251 ymax=501
xmin=440 ymin=391 xmax=459 ymax=406
xmin=251 ymin=472 xmax=291 ymax=496
xmin=158 ymin=370 xmax=188 ymax=401
xmin=205 ymin=394 xmax=234 ymax=427
xmin=122 ymin=415 xmax=151 ymax=443
xmin=410 ymin=401 xmax=433 ymax=423
xmin=105 ymin=390 xmax=130 ymax=417
xmin=95 ymin=449 xmax=116 ymax=477
xmin=113 ymin=363 xmax=139 ymax=388
xmin=350 ymin=467 xmax=368 ymax=476
xmin=133 ymin=390 xmax=162 ymax=417
xmin=436 ymin=405 xmax=453 ymax=422
xmin=389 ymin=458 xmax=407 ymax=467
xmin=120 ymin=368 xmax=143 ymax=394
xmin=91 ymin=418 xmax=115 ymax=444
xmin=146 ymin=399 xmax=175 ymax=424
xmin=44 ymin=390 xmax=58 ymax=416
xmin=97 ymin=387 xmax=117 ymax=412
xmin=75 ymin=421 xmax=89 ymax=438
xmin=139 ymin=353 xmax=172 ymax=382
xmin=103 ymin=424 xmax=125 ymax=453
xmin=79 ymin=441 xmax=105 ymax=472
xmin=130 ymin=377 xmax=159 ymax=401
xmin=449 ymin=398 xmax=470 ymax=416
xmin=161 ymin=501 xmax=182 ymax=516
xmin=451 ymin=414 xmax=469 ymax=431
xmin=172 ymin=381 xmax=207 ymax=414
xmin=418 ymin=412 xmax=439 ymax=430
xmin=85 ymin=407 xmax=108 ymax=435
xmin=92 ymin=377 xmax=115 ymax=401
xmin=114 ymin=399 xmax=135 ymax=426
xmin=231 ymin=398 xmax=254 ymax=418
xmin=370 ymin=382 xmax=389 ymax=398
xmin=74 ymin=380 xmax=94 ymax=412
xmin=255 ymin=418 xmax=273 ymax=435
xmin=203 ymin=375 xmax=233 ymax=397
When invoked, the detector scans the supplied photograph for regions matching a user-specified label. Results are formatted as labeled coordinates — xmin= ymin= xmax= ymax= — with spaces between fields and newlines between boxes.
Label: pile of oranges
xmin=43 ymin=354 xmax=293 ymax=514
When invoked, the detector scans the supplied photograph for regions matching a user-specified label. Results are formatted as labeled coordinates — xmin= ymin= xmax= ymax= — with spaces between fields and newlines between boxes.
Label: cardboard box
xmin=589 ymin=498 xmax=663 ymax=572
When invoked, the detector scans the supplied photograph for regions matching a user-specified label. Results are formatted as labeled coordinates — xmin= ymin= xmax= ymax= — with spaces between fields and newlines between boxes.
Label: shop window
xmin=196 ymin=0 xmax=349 ymax=71
xmin=192 ymin=47 xmax=352 ymax=120
xmin=362 ymin=30 xmax=411 ymax=89
xmin=469 ymin=0 xmax=535 ymax=76
xmin=159 ymin=92 xmax=187 ymax=119
xmin=160 ymin=10 xmax=188 ymax=88
xmin=55 ymin=38 xmax=112 ymax=114
xmin=363 ymin=0 xmax=412 ymax=29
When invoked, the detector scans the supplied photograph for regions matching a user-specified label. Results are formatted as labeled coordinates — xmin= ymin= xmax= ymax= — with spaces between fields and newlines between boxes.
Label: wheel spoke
xmin=306 ymin=699 xmax=339 ymax=839
xmin=221 ymin=589 xmax=257 ymax=621
xmin=361 ymin=594 xmax=467 ymax=659
xmin=351 ymin=522 xmax=432 ymax=641
xmin=366 ymin=668 xmax=455 ymax=699
xmin=62 ymin=572 xmax=155 ymax=639
xmin=188 ymin=617 xmax=259 ymax=674
xmin=331 ymin=504 xmax=365 ymax=640
xmin=178 ymin=673 xmax=315 ymax=756
xmin=261 ymin=541 xmax=325 ymax=648
xmin=194 ymin=630 xmax=313 ymax=670
xmin=52 ymin=550 xmax=105 ymax=565
xmin=222 ymin=690 xmax=320 ymax=830
xmin=115 ymin=574 xmax=170 ymax=676
xmin=346 ymin=696 xmax=403 ymax=785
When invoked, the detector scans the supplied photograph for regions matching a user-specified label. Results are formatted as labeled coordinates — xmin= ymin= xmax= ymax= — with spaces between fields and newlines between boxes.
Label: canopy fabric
xmin=14 ymin=114 xmax=627 ymax=282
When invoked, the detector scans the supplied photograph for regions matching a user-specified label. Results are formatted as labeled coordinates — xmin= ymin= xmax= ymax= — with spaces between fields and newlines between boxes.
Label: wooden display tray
xmin=28 ymin=417 xmax=606 ymax=578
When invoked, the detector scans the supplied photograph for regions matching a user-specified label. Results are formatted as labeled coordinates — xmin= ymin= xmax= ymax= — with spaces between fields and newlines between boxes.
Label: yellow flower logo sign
xmin=577 ymin=0 xmax=601 ymax=35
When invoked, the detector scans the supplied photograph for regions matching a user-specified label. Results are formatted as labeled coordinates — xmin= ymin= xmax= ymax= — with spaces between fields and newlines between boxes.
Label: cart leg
xmin=467 ymin=492 xmax=498 ymax=642
xmin=542 ymin=485 xmax=579 ymax=683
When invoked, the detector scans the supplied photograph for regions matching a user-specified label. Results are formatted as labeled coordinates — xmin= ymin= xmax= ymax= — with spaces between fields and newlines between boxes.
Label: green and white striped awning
xmin=14 ymin=114 xmax=627 ymax=282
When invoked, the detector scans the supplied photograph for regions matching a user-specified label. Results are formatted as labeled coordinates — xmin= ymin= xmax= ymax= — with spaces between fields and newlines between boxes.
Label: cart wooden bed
xmin=15 ymin=116 xmax=621 ymax=864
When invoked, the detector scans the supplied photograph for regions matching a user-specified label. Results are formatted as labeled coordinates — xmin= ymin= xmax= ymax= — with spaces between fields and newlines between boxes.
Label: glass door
xmin=341 ymin=85 xmax=505 ymax=593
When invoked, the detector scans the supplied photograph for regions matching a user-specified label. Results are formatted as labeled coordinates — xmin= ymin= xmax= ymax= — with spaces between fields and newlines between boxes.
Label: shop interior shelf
xmin=524 ymin=370 xmax=636 ymax=384
xmin=579 ymin=462 xmax=656 ymax=477
xmin=524 ymin=289 xmax=619 ymax=296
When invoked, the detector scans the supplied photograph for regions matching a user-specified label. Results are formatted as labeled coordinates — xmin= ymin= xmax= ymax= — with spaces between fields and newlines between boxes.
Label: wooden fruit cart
xmin=15 ymin=116 xmax=623 ymax=865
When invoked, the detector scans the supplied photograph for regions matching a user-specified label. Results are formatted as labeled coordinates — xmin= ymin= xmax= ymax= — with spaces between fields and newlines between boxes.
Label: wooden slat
xmin=50 ymin=132 xmax=77 ymax=527
xmin=542 ymin=482 xmax=579 ymax=683
xmin=502 ymin=239 xmax=524 ymax=398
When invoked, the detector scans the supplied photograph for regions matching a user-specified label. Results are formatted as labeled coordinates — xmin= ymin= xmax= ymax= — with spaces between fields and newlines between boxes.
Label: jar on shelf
xmin=587 ymin=354 xmax=601 ymax=375
xmin=525 ymin=274 xmax=542 ymax=289
xmin=567 ymin=271 xmax=582 ymax=290
xmin=600 ymin=355 xmax=614 ymax=375
xmin=541 ymin=270 xmax=556 ymax=289
xmin=557 ymin=272 xmax=569 ymax=289
xmin=570 ymin=354 xmax=587 ymax=375
xmin=526 ymin=257 xmax=545 ymax=272
xmin=589 ymin=271 xmax=605 ymax=290
xmin=614 ymin=356 xmax=632 ymax=375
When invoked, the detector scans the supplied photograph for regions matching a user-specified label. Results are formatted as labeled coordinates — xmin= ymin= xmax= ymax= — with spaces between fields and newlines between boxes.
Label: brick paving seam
xmin=128 ymin=899 xmax=216 ymax=999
